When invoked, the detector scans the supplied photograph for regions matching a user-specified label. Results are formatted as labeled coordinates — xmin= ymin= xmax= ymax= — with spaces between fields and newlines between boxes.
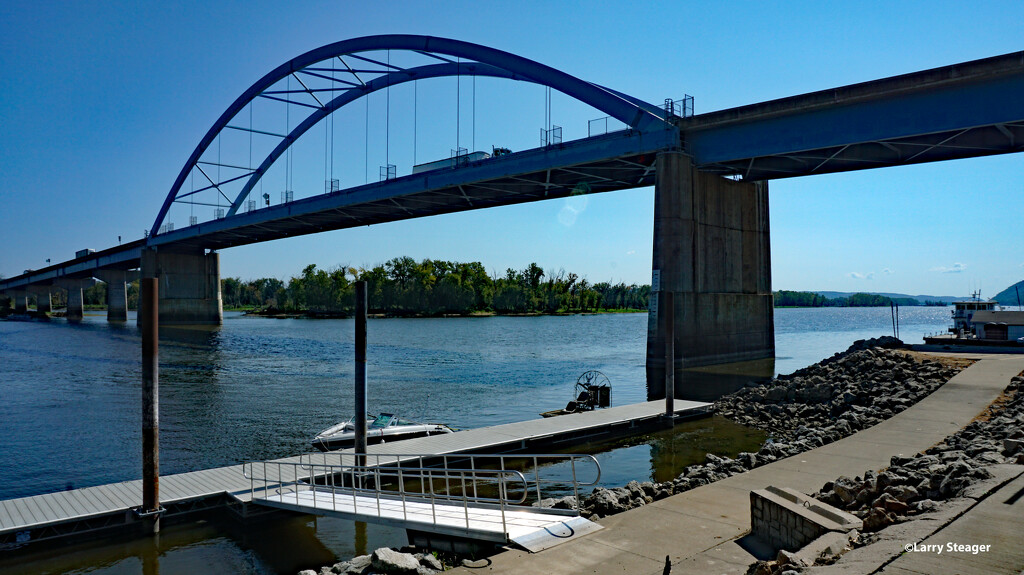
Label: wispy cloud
xmin=848 ymin=272 xmax=875 ymax=280
xmin=931 ymin=262 xmax=967 ymax=274
xmin=882 ymin=268 xmax=893 ymax=275
xmin=626 ymin=250 xmax=636 ymax=255
xmin=557 ymin=195 xmax=589 ymax=227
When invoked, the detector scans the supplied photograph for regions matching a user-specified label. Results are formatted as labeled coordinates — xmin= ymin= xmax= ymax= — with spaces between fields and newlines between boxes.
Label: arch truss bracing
xmin=150 ymin=35 xmax=675 ymax=240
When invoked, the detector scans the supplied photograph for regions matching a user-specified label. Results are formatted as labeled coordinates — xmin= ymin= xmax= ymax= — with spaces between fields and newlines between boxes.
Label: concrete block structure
xmin=647 ymin=151 xmax=774 ymax=400
xmin=750 ymin=486 xmax=861 ymax=552
xmin=140 ymin=248 xmax=222 ymax=325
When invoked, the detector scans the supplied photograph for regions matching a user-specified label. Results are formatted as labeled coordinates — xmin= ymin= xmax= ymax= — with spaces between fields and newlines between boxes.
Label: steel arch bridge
xmin=3 ymin=38 xmax=1023 ymax=340
xmin=149 ymin=34 xmax=683 ymax=250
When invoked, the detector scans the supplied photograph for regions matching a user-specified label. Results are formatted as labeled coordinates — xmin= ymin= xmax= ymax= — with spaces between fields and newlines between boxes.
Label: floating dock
xmin=0 ymin=399 xmax=710 ymax=548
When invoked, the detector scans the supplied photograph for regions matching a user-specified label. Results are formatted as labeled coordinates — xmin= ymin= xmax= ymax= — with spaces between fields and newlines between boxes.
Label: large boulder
xmin=371 ymin=548 xmax=420 ymax=574
xmin=332 ymin=555 xmax=371 ymax=574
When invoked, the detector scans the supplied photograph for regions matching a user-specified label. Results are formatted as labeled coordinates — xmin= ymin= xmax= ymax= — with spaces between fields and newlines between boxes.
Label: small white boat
xmin=312 ymin=413 xmax=454 ymax=452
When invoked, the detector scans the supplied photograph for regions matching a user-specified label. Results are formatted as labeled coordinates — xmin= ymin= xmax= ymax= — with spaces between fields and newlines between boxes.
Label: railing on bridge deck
xmin=242 ymin=452 xmax=601 ymax=537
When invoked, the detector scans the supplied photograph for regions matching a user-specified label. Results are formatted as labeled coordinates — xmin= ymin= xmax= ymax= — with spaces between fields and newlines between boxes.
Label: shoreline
xmin=238 ymin=308 xmax=647 ymax=319
xmin=297 ymin=337 xmax=992 ymax=574
xmin=437 ymin=345 xmax=1024 ymax=575
xmin=1 ymin=303 xmax=950 ymax=320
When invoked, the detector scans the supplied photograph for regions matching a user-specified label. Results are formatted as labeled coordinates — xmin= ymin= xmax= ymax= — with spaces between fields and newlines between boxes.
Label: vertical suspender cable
xmin=472 ymin=75 xmax=476 ymax=152
xmin=365 ymin=92 xmax=369 ymax=184
xmin=414 ymin=80 xmax=417 ymax=165
xmin=456 ymin=58 xmax=460 ymax=154
xmin=325 ymin=93 xmax=329 ymax=187
xmin=249 ymin=102 xmax=253 ymax=208
xmin=217 ymin=134 xmax=221 ymax=213
xmin=286 ymin=75 xmax=291 ymax=194
xmin=330 ymin=68 xmax=335 ymax=187
xmin=386 ymin=50 xmax=390 ymax=173
xmin=548 ymin=86 xmax=552 ymax=132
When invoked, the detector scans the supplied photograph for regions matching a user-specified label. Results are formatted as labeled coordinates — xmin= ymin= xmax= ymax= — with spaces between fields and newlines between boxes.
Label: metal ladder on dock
xmin=242 ymin=452 xmax=602 ymax=552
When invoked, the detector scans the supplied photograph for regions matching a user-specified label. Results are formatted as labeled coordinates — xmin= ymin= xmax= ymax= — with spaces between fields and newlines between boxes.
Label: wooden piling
xmin=354 ymin=281 xmax=368 ymax=465
xmin=664 ymin=291 xmax=674 ymax=424
xmin=141 ymin=276 xmax=160 ymax=533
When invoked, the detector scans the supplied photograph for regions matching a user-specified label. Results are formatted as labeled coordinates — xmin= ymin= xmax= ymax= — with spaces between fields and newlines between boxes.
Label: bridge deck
xmin=0 ymin=399 xmax=709 ymax=543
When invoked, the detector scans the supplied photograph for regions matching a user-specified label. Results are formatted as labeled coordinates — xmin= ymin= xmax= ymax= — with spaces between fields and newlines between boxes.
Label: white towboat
xmin=312 ymin=413 xmax=454 ymax=452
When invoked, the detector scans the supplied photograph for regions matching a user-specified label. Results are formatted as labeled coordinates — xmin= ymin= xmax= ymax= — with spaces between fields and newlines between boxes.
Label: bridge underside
xmin=150 ymin=129 xmax=673 ymax=252
xmin=687 ymin=51 xmax=1024 ymax=180
xmin=699 ymin=121 xmax=1024 ymax=181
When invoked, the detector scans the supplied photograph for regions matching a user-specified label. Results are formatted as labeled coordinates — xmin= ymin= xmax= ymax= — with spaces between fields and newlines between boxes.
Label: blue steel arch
xmin=226 ymin=62 xmax=527 ymax=218
xmin=152 ymin=34 xmax=670 ymax=238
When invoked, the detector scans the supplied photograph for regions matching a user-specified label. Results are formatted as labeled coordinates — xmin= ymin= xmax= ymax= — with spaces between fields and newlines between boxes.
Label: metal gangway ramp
xmin=242 ymin=452 xmax=603 ymax=552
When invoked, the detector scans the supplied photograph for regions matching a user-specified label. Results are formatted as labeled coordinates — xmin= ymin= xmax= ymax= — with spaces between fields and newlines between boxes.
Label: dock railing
xmin=299 ymin=452 xmax=601 ymax=509
xmin=242 ymin=452 xmax=600 ymax=535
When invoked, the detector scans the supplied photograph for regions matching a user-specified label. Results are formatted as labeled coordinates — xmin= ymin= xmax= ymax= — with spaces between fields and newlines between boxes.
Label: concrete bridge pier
xmin=56 ymin=279 xmax=90 ymax=322
xmin=140 ymin=248 xmax=222 ymax=325
xmin=11 ymin=291 xmax=30 ymax=314
xmin=29 ymin=287 xmax=52 ymax=314
xmin=646 ymin=151 xmax=775 ymax=400
xmin=97 ymin=270 xmax=130 ymax=321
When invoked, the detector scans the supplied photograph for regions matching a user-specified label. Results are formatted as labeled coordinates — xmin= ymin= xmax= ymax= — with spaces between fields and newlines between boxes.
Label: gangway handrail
xmin=242 ymin=452 xmax=601 ymax=538
xmin=298 ymin=451 xmax=601 ymax=509
xmin=242 ymin=459 xmax=533 ymax=537
xmin=298 ymin=451 xmax=601 ymax=485
xmin=243 ymin=461 xmax=529 ymax=505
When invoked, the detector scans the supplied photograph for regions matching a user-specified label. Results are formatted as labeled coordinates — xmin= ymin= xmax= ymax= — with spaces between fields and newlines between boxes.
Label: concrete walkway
xmin=450 ymin=353 xmax=1024 ymax=575
xmin=877 ymin=467 xmax=1024 ymax=575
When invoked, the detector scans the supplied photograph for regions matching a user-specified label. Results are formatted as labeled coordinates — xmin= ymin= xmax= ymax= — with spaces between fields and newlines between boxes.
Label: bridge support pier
xmin=97 ymin=270 xmax=130 ymax=322
xmin=56 ymin=279 xmax=89 ymax=322
xmin=140 ymin=248 xmax=222 ymax=325
xmin=11 ymin=291 xmax=29 ymax=314
xmin=646 ymin=151 xmax=774 ymax=400
xmin=29 ymin=287 xmax=52 ymax=314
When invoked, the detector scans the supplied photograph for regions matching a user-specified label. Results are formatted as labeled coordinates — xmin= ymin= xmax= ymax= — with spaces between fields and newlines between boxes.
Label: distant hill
xmin=994 ymin=280 xmax=1024 ymax=307
xmin=812 ymin=291 xmax=962 ymax=304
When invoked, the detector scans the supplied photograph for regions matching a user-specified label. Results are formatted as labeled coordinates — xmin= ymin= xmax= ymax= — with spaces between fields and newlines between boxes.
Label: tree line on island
xmin=1 ymin=260 xmax=954 ymax=316
xmin=223 ymin=257 xmax=650 ymax=316
xmin=772 ymin=290 xmax=948 ymax=308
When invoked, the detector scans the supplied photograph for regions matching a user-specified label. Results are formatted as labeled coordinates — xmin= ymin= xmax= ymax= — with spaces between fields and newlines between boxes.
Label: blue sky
xmin=1 ymin=1 xmax=1022 ymax=297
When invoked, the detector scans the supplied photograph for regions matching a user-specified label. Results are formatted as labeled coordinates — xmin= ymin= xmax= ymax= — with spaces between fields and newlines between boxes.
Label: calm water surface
xmin=0 ymin=306 xmax=952 ymax=574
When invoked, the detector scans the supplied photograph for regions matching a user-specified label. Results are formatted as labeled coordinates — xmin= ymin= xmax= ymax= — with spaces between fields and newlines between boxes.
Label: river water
xmin=0 ymin=306 xmax=952 ymax=574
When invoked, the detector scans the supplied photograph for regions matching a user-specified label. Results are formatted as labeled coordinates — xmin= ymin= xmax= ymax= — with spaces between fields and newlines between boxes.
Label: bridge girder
xmin=686 ymin=50 xmax=1024 ymax=180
